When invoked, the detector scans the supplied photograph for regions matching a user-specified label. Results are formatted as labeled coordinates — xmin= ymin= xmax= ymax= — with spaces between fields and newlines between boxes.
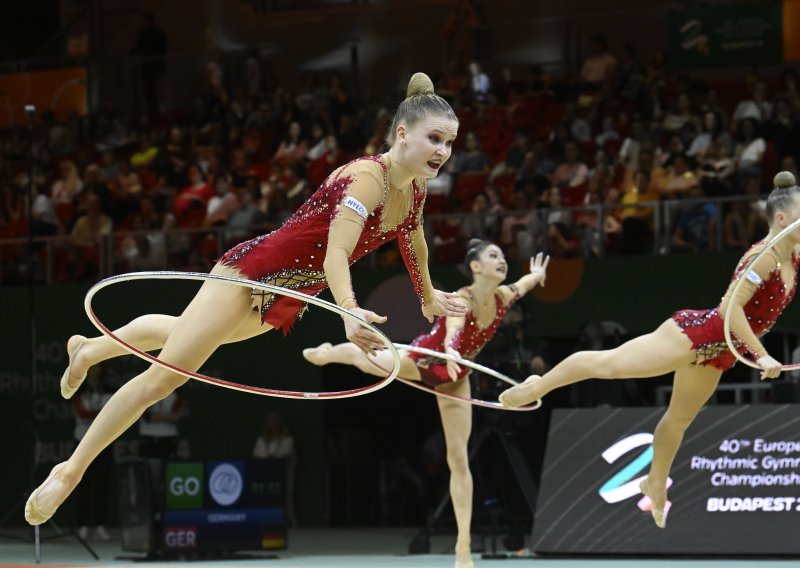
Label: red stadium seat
xmin=452 ymin=172 xmax=488 ymax=210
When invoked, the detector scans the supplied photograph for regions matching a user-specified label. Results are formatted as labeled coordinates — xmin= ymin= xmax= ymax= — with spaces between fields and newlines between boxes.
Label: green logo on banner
xmin=166 ymin=462 xmax=204 ymax=509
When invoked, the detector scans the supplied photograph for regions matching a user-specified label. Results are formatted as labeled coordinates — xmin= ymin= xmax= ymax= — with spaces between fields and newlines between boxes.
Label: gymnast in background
xmin=502 ymin=172 xmax=799 ymax=528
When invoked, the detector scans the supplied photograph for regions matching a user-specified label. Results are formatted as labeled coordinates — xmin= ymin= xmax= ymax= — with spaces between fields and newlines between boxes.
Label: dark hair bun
xmin=466 ymin=238 xmax=484 ymax=250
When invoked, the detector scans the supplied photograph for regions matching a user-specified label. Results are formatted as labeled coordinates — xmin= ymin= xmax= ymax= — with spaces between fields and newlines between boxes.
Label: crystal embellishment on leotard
xmin=252 ymin=269 xmax=328 ymax=320
xmin=672 ymin=244 xmax=800 ymax=371
xmin=410 ymin=291 xmax=521 ymax=378
xmin=218 ymin=155 xmax=430 ymax=328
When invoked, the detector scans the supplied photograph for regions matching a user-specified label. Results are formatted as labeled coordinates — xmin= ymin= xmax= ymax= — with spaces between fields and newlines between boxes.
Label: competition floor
xmin=0 ymin=528 xmax=797 ymax=567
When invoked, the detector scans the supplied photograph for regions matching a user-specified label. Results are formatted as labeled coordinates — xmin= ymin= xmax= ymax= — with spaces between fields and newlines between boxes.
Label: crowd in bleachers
xmin=2 ymin=34 xmax=800 ymax=283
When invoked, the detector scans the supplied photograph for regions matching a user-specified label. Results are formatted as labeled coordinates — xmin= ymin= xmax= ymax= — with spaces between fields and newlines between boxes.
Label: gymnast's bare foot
xmin=639 ymin=477 xmax=667 ymax=528
xmin=60 ymin=335 xmax=89 ymax=399
xmin=499 ymin=375 xmax=542 ymax=408
xmin=455 ymin=542 xmax=473 ymax=568
xmin=302 ymin=343 xmax=333 ymax=366
xmin=24 ymin=462 xmax=80 ymax=525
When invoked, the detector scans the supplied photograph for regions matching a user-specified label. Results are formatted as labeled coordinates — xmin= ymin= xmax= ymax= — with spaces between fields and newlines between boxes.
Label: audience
xmin=4 ymin=37 xmax=796 ymax=280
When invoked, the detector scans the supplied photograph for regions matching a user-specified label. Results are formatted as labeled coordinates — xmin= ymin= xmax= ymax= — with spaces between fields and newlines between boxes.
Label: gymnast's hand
xmin=422 ymin=290 xmax=469 ymax=323
xmin=757 ymin=354 xmax=782 ymax=380
xmin=344 ymin=307 xmax=388 ymax=354
xmin=445 ymin=346 xmax=462 ymax=380
xmin=529 ymin=252 xmax=550 ymax=287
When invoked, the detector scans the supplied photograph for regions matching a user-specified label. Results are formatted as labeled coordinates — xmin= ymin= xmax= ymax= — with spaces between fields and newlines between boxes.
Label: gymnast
xmin=25 ymin=72 xmax=468 ymax=526
xmin=501 ymin=171 xmax=800 ymax=528
xmin=304 ymin=240 xmax=548 ymax=567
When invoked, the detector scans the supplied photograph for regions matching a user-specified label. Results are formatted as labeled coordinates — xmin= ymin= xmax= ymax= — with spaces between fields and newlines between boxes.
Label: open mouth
xmin=427 ymin=160 xmax=442 ymax=170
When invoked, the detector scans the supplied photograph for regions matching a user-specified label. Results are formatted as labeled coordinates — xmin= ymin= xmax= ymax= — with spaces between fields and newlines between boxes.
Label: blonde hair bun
xmin=774 ymin=171 xmax=796 ymax=188
xmin=406 ymin=72 xmax=435 ymax=97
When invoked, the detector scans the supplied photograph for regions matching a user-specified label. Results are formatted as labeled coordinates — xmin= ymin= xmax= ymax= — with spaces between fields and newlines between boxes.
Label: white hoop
xmin=84 ymin=271 xmax=401 ymax=399
xmin=370 ymin=343 xmax=542 ymax=411
xmin=723 ymin=216 xmax=800 ymax=371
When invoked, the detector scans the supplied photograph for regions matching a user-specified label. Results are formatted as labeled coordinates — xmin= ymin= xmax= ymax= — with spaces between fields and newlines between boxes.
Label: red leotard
xmin=672 ymin=242 xmax=799 ymax=371
xmin=408 ymin=287 xmax=521 ymax=386
xmin=219 ymin=155 xmax=427 ymax=333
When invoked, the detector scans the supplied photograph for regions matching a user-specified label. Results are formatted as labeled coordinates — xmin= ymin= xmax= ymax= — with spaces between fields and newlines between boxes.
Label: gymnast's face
xmin=397 ymin=115 xmax=458 ymax=179
xmin=472 ymin=244 xmax=507 ymax=282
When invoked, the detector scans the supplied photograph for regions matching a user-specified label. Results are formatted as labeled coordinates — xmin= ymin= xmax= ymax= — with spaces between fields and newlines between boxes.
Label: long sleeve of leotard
xmin=324 ymin=165 xmax=384 ymax=310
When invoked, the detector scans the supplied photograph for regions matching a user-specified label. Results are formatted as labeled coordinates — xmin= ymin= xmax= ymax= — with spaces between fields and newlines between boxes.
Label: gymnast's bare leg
xmin=26 ymin=264 xmax=273 ymax=524
xmin=60 ymin=266 xmax=271 ymax=397
xmin=304 ymin=344 xmax=475 ymax=566
xmin=435 ymin=379 xmax=474 ymax=567
xmin=500 ymin=319 xmax=696 ymax=406
xmin=302 ymin=342 xmax=421 ymax=380
xmin=641 ymin=363 xmax=721 ymax=527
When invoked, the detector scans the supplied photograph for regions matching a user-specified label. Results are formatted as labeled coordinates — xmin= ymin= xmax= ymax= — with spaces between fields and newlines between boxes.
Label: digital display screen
xmin=533 ymin=405 xmax=800 ymax=554
xmin=161 ymin=459 xmax=288 ymax=551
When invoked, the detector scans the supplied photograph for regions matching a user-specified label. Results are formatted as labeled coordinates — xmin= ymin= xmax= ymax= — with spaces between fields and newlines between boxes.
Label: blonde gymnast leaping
xmin=25 ymin=72 xmax=469 ymax=527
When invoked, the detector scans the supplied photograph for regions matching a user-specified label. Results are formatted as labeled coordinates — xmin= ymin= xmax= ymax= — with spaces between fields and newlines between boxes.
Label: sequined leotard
xmin=672 ymin=242 xmax=799 ymax=371
xmin=408 ymin=287 xmax=521 ymax=386
xmin=219 ymin=155 xmax=427 ymax=333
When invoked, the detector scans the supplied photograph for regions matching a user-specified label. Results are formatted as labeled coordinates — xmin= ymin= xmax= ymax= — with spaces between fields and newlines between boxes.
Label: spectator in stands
xmin=156 ymin=127 xmax=190 ymax=188
xmin=662 ymin=93 xmax=696 ymax=133
xmin=562 ymin=102 xmax=592 ymax=144
xmin=489 ymin=130 xmax=530 ymax=180
xmin=448 ymin=130 xmax=490 ymax=174
xmin=224 ymin=180 xmax=267 ymax=245
xmin=733 ymin=117 xmax=766 ymax=182
xmin=173 ymin=163 xmax=213 ymax=224
xmin=722 ymin=199 xmax=758 ymax=251
xmin=595 ymin=115 xmax=620 ymax=148
xmin=619 ymin=119 xmax=648 ymax=171
xmin=686 ymin=110 xmax=730 ymax=160
xmin=698 ymin=138 xmax=736 ymax=197
xmin=658 ymin=154 xmax=699 ymax=198
xmin=517 ymin=141 xmax=556 ymax=185
xmin=767 ymin=97 xmax=800 ymax=162
xmin=670 ymin=185 xmax=719 ymax=253
xmin=461 ymin=192 xmax=497 ymax=240
xmin=253 ymin=411 xmax=295 ymax=459
xmin=468 ymin=61 xmax=491 ymax=103
xmin=551 ymin=141 xmax=589 ymax=204
xmin=272 ymin=121 xmax=308 ymax=168
xmin=546 ymin=221 xmax=579 ymax=258
xmin=205 ymin=173 xmax=240 ymax=226
xmin=138 ymin=391 xmax=185 ymax=459
xmin=31 ymin=183 xmax=59 ymax=237
xmin=579 ymin=35 xmax=617 ymax=86
xmin=733 ymin=80 xmax=772 ymax=124
xmin=115 ymin=159 xmax=142 ymax=200
xmin=499 ymin=191 xmax=532 ymax=251
xmin=51 ymin=160 xmax=83 ymax=206
xmin=70 ymin=192 xmax=113 ymax=277
xmin=546 ymin=121 xmax=572 ymax=162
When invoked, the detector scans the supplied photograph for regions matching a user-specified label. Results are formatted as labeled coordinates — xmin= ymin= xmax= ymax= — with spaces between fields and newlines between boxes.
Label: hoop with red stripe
xmin=84 ymin=271 xmax=401 ymax=399
xmin=368 ymin=343 xmax=542 ymax=411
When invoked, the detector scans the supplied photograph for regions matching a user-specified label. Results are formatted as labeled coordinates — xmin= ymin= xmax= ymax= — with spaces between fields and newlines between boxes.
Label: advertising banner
xmin=668 ymin=2 xmax=783 ymax=68
xmin=533 ymin=405 xmax=800 ymax=554
xmin=161 ymin=459 xmax=287 ymax=551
